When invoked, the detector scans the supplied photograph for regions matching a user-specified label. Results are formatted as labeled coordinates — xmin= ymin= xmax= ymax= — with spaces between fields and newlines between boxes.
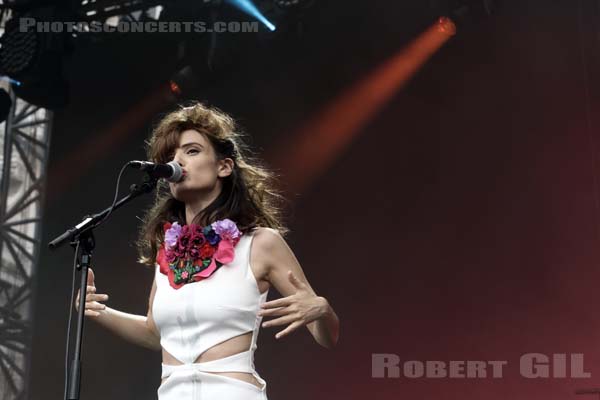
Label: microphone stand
xmin=48 ymin=174 xmax=158 ymax=400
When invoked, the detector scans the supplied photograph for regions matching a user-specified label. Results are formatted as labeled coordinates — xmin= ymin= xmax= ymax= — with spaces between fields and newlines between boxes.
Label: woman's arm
xmin=305 ymin=297 xmax=339 ymax=349
xmin=77 ymin=269 xmax=161 ymax=351
xmin=253 ymin=228 xmax=340 ymax=348
xmin=97 ymin=280 xmax=161 ymax=351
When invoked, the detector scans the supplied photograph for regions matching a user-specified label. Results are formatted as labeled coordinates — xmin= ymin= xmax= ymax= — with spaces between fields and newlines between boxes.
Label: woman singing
xmin=75 ymin=102 xmax=340 ymax=399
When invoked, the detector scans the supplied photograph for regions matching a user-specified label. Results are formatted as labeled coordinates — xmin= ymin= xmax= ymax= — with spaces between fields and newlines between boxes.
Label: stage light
xmin=0 ymin=17 xmax=39 ymax=80
xmin=0 ymin=12 xmax=71 ymax=109
xmin=0 ymin=76 xmax=23 ymax=86
xmin=169 ymin=66 xmax=199 ymax=98
xmin=224 ymin=0 xmax=276 ymax=31
xmin=437 ymin=16 xmax=457 ymax=36
xmin=169 ymin=81 xmax=182 ymax=96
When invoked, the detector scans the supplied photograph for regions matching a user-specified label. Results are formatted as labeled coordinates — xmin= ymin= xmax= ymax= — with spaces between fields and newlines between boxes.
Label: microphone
xmin=128 ymin=160 xmax=183 ymax=183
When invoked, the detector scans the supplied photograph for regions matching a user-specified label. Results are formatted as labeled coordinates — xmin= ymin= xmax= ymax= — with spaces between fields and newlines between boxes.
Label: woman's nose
xmin=171 ymin=154 xmax=184 ymax=167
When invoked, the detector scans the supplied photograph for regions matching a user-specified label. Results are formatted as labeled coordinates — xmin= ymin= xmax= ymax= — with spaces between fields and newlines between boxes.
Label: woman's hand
xmin=74 ymin=268 xmax=110 ymax=317
xmin=258 ymin=270 xmax=329 ymax=339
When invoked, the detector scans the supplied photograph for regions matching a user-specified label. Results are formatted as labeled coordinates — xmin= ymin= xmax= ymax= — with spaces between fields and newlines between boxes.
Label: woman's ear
xmin=217 ymin=158 xmax=234 ymax=178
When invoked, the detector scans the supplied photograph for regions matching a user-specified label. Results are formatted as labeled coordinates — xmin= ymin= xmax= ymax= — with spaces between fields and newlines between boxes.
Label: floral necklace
xmin=157 ymin=218 xmax=243 ymax=289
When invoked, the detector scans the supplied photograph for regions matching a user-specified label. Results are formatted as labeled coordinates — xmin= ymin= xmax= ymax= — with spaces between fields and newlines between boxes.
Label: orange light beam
xmin=267 ymin=17 xmax=456 ymax=194
xmin=46 ymin=84 xmax=175 ymax=205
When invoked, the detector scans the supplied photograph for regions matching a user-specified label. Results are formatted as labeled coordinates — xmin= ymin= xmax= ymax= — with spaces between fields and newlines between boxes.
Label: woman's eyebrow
xmin=180 ymin=142 xmax=204 ymax=149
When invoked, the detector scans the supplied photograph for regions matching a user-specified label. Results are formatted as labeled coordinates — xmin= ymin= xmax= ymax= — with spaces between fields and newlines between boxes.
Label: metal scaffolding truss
xmin=76 ymin=0 xmax=166 ymax=24
xmin=0 ymin=90 xmax=52 ymax=400
xmin=73 ymin=0 xmax=224 ymax=28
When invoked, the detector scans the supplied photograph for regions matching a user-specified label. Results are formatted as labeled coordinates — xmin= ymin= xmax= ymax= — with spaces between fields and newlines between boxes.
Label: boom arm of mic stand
xmin=48 ymin=177 xmax=158 ymax=250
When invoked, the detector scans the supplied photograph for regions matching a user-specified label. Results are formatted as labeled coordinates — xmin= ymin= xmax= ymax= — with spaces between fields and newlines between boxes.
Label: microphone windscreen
xmin=166 ymin=161 xmax=183 ymax=183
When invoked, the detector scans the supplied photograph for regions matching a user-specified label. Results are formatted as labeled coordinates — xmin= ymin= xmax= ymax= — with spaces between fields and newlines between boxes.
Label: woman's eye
xmin=187 ymin=149 xmax=199 ymax=155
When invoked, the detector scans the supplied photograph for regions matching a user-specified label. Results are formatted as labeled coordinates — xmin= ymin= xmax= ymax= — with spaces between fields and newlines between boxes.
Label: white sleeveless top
xmin=152 ymin=230 xmax=269 ymax=370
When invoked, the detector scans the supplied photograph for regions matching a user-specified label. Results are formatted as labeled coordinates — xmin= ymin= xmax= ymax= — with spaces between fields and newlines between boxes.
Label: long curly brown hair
xmin=136 ymin=101 xmax=289 ymax=266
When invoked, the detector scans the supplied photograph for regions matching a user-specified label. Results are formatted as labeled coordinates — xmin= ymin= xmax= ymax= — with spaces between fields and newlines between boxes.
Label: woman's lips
xmin=172 ymin=169 xmax=187 ymax=184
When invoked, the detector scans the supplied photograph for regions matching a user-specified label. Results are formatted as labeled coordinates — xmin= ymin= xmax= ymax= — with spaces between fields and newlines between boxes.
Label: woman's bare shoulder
xmin=249 ymin=227 xmax=285 ymax=272
xmin=251 ymin=227 xmax=283 ymax=250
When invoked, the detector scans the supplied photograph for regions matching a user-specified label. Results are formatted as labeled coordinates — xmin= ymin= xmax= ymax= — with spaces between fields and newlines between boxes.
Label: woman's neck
xmin=184 ymin=186 xmax=222 ymax=225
